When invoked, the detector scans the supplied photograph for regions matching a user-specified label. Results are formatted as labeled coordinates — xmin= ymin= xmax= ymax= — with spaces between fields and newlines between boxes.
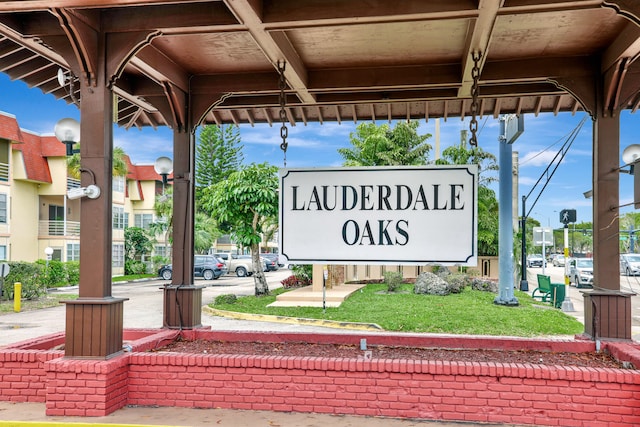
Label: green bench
xmin=534 ymin=274 xmax=565 ymax=308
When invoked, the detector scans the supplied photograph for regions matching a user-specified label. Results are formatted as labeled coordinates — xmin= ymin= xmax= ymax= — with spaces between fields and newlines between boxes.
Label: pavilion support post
xmin=63 ymin=35 xmax=127 ymax=358
xmin=163 ymin=129 xmax=202 ymax=329
xmin=588 ymin=112 xmax=634 ymax=340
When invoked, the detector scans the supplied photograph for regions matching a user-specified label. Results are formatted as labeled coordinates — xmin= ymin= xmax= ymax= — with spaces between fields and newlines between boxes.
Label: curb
xmin=203 ymin=306 xmax=383 ymax=331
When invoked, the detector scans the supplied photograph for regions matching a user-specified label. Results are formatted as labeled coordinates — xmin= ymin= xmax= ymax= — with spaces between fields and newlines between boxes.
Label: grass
xmin=0 ymin=294 xmax=78 ymax=313
xmin=211 ymin=283 xmax=584 ymax=337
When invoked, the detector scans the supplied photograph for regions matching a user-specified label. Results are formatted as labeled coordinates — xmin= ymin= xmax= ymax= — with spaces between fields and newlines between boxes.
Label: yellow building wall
xmin=10 ymin=180 xmax=39 ymax=262
xmin=36 ymin=158 xmax=67 ymax=196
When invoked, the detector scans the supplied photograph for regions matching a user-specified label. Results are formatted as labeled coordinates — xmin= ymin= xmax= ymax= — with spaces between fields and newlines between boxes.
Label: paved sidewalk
xmin=0 ymin=401 xmax=526 ymax=427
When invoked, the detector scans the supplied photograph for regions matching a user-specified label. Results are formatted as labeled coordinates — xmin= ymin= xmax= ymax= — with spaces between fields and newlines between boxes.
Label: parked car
xmin=158 ymin=255 xmax=227 ymax=280
xmin=214 ymin=253 xmax=268 ymax=277
xmin=527 ymin=254 xmax=546 ymax=268
xmin=260 ymin=253 xmax=280 ymax=271
xmin=620 ymin=253 xmax=640 ymax=276
xmin=568 ymin=258 xmax=593 ymax=288
xmin=552 ymin=254 xmax=565 ymax=267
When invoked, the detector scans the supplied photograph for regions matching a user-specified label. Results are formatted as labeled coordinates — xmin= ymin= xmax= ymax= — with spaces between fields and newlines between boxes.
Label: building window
xmin=66 ymin=243 xmax=80 ymax=261
xmin=0 ymin=245 xmax=6 ymax=260
xmin=155 ymin=245 xmax=169 ymax=258
xmin=0 ymin=193 xmax=7 ymax=224
xmin=113 ymin=206 xmax=125 ymax=230
xmin=112 ymin=244 xmax=124 ymax=268
xmin=113 ymin=176 xmax=124 ymax=193
xmin=134 ymin=213 xmax=153 ymax=229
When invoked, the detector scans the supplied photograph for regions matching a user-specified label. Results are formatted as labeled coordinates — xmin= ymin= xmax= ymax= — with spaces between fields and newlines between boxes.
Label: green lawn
xmin=0 ymin=294 xmax=78 ymax=313
xmin=211 ymin=283 xmax=584 ymax=337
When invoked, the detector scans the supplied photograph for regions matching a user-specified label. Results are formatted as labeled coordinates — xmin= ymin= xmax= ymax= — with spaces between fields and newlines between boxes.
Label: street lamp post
xmin=44 ymin=247 xmax=53 ymax=288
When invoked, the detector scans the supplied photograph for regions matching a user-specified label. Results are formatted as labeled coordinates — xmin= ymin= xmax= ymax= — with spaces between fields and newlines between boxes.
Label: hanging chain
xmin=277 ymin=61 xmax=288 ymax=167
xmin=469 ymin=51 xmax=482 ymax=147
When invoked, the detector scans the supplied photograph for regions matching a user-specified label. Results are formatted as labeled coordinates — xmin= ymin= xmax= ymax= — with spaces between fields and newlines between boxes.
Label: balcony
xmin=0 ymin=162 xmax=8 ymax=182
xmin=39 ymin=220 xmax=80 ymax=236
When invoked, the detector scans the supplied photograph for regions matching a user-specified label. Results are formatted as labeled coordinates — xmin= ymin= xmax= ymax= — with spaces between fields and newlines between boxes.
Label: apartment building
xmin=0 ymin=111 xmax=167 ymax=275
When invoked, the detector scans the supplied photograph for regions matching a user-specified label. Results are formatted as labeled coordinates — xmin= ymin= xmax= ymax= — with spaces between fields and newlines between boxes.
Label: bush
xmin=444 ymin=273 xmax=472 ymax=294
xmin=37 ymin=259 xmax=67 ymax=288
xmin=291 ymin=264 xmax=312 ymax=281
xmin=65 ymin=261 xmax=80 ymax=285
xmin=125 ymin=260 xmax=147 ymax=275
xmin=215 ymin=294 xmax=237 ymax=305
xmin=2 ymin=261 xmax=45 ymax=300
xmin=383 ymin=271 xmax=403 ymax=292
xmin=281 ymin=275 xmax=311 ymax=289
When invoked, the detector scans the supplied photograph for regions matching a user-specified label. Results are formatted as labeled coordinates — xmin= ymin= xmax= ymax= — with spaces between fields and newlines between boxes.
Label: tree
xmin=434 ymin=137 xmax=500 ymax=256
xmin=67 ymin=146 xmax=128 ymax=179
xmin=194 ymin=212 xmax=221 ymax=254
xmin=149 ymin=186 xmax=174 ymax=260
xmin=124 ymin=226 xmax=152 ymax=274
xmin=195 ymin=124 xmax=244 ymax=203
xmin=201 ymin=162 xmax=279 ymax=295
xmin=338 ymin=121 xmax=431 ymax=166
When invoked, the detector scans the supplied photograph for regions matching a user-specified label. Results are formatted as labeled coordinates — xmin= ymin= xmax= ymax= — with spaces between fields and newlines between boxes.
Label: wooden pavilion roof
xmin=0 ymin=1 xmax=639 ymax=131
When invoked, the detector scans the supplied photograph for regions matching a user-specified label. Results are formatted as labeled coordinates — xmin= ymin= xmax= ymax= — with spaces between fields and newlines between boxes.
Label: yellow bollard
xmin=13 ymin=282 xmax=21 ymax=313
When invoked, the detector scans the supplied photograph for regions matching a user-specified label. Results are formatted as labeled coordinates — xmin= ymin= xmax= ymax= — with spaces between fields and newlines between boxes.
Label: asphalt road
xmin=0 ymin=268 xmax=335 ymax=347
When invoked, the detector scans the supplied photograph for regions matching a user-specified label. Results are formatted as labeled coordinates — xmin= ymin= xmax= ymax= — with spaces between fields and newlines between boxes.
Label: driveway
xmin=0 ymin=269 xmax=331 ymax=347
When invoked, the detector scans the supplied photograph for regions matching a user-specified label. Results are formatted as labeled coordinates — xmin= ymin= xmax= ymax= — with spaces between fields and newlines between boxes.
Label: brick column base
xmin=44 ymin=353 xmax=130 ymax=416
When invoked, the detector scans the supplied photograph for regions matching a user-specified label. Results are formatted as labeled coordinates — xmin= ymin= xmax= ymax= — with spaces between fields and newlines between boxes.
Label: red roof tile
xmin=14 ymin=129 xmax=53 ymax=183
xmin=0 ymin=112 xmax=23 ymax=143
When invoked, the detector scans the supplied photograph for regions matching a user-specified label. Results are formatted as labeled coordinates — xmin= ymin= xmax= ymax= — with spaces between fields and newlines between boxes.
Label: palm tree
xmin=67 ymin=146 xmax=128 ymax=179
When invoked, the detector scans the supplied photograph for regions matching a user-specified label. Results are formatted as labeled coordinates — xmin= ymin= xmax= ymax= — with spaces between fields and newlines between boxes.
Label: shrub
xmin=281 ymin=275 xmax=311 ymax=289
xmin=2 ymin=261 xmax=45 ymax=300
xmin=215 ymin=294 xmax=237 ymax=305
xmin=383 ymin=271 xmax=403 ymax=292
xmin=40 ymin=259 xmax=67 ymax=288
xmin=65 ymin=261 xmax=80 ymax=285
xmin=444 ymin=273 xmax=472 ymax=293
xmin=291 ymin=264 xmax=312 ymax=281
xmin=125 ymin=260 xmax=147 ymax=275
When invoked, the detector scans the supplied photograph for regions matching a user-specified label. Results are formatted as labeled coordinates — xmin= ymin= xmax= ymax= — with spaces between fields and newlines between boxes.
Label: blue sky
xmin=2 ymin=71 xmax=639 ymax=228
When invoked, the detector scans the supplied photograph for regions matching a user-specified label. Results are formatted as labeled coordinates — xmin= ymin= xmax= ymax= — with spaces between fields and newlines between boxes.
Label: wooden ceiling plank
xmin=534 ymin=96 xmax=543 ymax=116
xmin=424 ymin=101 xmax=428 ymax=122
xmin=458 ymin=0 xmax=502 ymax=98
xmin=225 ymin=0 xmax=314 ymax=104
xmin=262 ymin=108 xmax=273 ymax=126
xmin=228 ymin=109 xmax=240 ymax=126
xmin=285 ymin=107 xmax=296 ymax=126
xmin=131 ymin=46 xmax=189 ymax=92
xmin=334 ymin=105 xmax=341 ymax=124
xmin=316 ymin=106 xmax=323 ymax=124
xmin=370 ymin=104 xmax=376 ymax=122
xmin=298 ymin=106 xmax=308 ymax=125
xmin=351 ymin=105 xmax=357 ymax=123
xmin=494 ymin=98 xmax=502 ymax=118
xmin=244 ymin=109 xmax=255 ymax=126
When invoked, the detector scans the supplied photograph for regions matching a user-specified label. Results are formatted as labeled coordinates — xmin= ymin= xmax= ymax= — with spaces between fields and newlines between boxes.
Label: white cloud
xmin=519 ymin=150 xmax=562 ymax=167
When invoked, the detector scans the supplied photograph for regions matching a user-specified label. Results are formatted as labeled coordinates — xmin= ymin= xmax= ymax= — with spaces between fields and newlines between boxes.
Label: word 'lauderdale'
xmin=290 ymin=184 xmax=466 ymax=212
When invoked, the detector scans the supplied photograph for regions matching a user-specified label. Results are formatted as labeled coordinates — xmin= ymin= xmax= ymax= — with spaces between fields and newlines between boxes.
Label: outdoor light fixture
xmin=622 ymin=144 xmax=640 ymax=209
xmin=54 ymin=118 xmax=80 ymax=156
xmin=154 ymin=156 xmax=173 ymax=186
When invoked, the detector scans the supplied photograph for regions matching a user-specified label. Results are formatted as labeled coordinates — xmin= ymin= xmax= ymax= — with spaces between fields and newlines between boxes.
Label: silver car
xmin=620 ymin=253 xmax=640 ymax=276
xmin=568 ymin=258 xmax=593 ymax=288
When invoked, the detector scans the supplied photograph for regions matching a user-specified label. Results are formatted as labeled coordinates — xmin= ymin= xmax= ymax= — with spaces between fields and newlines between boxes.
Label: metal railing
xmin=39 ymin=220 xmax=80 ymax=236
xmin=0 ymin=162 xmax=8 ymax=182
xmin=67 ymin=178 xmax=81 ymax=189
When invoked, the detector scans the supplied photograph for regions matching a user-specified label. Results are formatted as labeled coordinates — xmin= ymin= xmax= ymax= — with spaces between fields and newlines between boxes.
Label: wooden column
xmin=163 ymin=129 xmax=202 ymax=328
xmin=63 ymin=31 xmax=126 ymax=358
xmin=592 ymin=113 xmax=620 ymax=291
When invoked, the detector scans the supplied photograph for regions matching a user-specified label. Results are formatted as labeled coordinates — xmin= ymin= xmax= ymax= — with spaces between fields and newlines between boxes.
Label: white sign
xmin=533 ymin=227 xmax=554 ymax=246
xmin=279 ymin=166 xmax=478 ymax=265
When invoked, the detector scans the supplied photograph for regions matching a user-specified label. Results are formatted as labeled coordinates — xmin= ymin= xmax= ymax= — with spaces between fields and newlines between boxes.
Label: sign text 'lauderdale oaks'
xmin=279 ymin=166 xmax=478 ymax=265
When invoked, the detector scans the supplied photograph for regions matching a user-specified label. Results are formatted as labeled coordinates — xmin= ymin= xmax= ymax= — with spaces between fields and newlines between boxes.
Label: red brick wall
xmin=126 ymin=352 xmax=640 ymax=426
xmin=0 ymin=350 xmax=62 ymax=403
xmin=44 ymin=355 xmax=130 ymax=416
xmin=1 ymin=330 xmax=640 ymax=425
